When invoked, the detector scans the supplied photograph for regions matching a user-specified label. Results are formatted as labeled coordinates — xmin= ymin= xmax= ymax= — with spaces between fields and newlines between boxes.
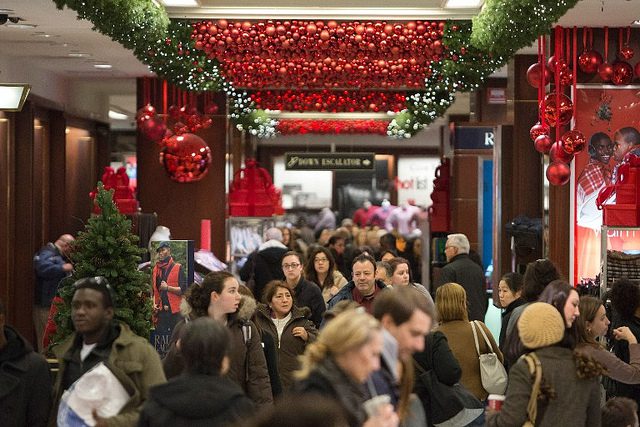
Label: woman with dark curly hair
xmin=607 ymin=278 xmax=640 ymax=406
xmin=162 ymin=271 xmax=273 ymax=406
xmin=304 ymin=246 xmax=348 ymax=303
xmin=575 ymin=295 xmax=640 ymax=404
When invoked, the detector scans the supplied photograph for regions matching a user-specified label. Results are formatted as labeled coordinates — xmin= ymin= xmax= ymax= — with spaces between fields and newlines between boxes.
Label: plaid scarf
xmin=578 ymin=159 xmax=611 ymax=196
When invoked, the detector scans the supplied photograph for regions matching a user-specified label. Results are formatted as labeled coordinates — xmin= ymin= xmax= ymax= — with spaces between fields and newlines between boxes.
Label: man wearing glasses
xmin=281 ymin=251 xmax=325 ymax=327
xmin=327 ymin=253 xmax=389 ymax=314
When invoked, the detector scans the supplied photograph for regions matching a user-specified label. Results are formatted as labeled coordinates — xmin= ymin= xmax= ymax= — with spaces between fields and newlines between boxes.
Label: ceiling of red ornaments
xmin=191 ymin=20 xmax=445 ymax=91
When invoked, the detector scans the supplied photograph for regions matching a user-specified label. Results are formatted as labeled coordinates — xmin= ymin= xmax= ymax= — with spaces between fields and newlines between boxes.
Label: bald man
xmin=33 ymin=234 xmax=74 ymax=352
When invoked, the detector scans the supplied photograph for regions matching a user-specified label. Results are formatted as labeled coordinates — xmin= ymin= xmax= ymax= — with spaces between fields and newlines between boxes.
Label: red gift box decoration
xmin=229 ymin=158 xmax=283 ymax=217
xmin=90 ymin=167 xmax=139 ymax=215
xmin=600 ymin=153 xmax=640 ymax=226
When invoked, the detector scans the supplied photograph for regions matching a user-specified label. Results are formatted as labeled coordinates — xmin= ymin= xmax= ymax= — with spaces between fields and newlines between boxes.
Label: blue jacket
xmin=327 ymin=279 xmax=389 ymax=310
xmin=33 ymin=243 xmax=71 ymax=307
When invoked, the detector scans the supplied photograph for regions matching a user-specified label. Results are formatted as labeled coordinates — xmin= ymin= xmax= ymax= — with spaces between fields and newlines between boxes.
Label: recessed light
xmin=442 ymin=0 xmax=484 ymax=8
xmin=108 ymin=110 xmax=129 ymax=120
xmin=94 ymin=64 xmax=113 ymax=69
xmin=33 ymin=33 xmax=53 ymax=38
xmin=6 ymin=23 xmax=37 ymax=29
xmin=68 ymin=52 xmax=90 ymax=58
xmin=158 ymin=0 xmax=200 ymax=6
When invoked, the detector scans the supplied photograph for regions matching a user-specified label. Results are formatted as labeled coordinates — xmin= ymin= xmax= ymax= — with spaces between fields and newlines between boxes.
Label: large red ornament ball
xmin=160 ymin=133 xmax=212 ymax=183
xmin=611 ymin=61 xmax=634 ymax=85
xmin=558 ymin=65 xmax=574 ymax=86
xmin=542 ymin=93 xmax=573 ymax=127
xmin=598 ymin=63 xmax=613 ymax=81
xmin=546 ymin=161 xmax=571 ymax=186
xmin=530 ymin=122 xmax=550 ymax=142
xmin=619 ymin=45 xmax=635 ymax=61
xmin=578 ymin=50 xmax=603 ymax=74
xmin=526 ymin=62 xmax=551 ymax=88
xmin=534 ymin=134 xmax=553 ymax=154
xmin=560 ymin=129 xmax=587 ymax=155
xmin=141 ymin=116 xmax=167 ymax=142
xmin=550 ymin=141 xmax=574 ymax=164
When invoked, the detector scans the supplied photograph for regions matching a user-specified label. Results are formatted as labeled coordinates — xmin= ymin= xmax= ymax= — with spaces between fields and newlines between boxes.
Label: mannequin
xmin=385 ymin=202 xmax=420 ymax=235
xmin=369 ymin=199 xmax=394 ymax=228
xmin=352 ymin=200 xmax=378 ymax=227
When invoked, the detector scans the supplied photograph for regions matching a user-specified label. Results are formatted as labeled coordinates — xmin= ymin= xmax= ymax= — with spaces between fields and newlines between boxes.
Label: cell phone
xmin=363 ymin=394 xmax=391 ymax=417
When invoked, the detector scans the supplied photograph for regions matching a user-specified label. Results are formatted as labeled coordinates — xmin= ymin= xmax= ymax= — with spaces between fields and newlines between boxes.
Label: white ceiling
xmin=0 ymin=0 xmax=638 ymax=123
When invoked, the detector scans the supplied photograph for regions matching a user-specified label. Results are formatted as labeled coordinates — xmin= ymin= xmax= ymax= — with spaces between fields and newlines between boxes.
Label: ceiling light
xmin=158 ymin=0 xmax=200 ymax=6
xmin=0 ymin=84 xmax=30 ymax=111
xmin=442 ymin=0 xmax=484 ymax=8
xmin=632 ymin=20 xmax=640 ymax=27
xmin=108 ymin=110 xmax=129 ymax=120
xmin=6 ymin=23 xmax=37 ymax=29
xmin=94 ymin=64 xmax=113 ymax=69
xmin=68 ymin=52 xmax=90 ymax=58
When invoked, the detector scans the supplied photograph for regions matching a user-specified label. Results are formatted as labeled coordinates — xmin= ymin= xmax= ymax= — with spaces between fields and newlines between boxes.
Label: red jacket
xmin=153 ymin=260 xmax=183 ymax=314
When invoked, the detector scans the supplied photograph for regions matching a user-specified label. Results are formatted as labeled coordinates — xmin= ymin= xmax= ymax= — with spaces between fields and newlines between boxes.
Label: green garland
xmin=471 ymin=0 xmax=580 ymax=57
xmin=53 ymin=0 xmax=577 ymax=139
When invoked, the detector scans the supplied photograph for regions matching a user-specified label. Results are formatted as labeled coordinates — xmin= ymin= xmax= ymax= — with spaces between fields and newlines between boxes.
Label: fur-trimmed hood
xmin=179 ymin=290 xmax=257 ymax=322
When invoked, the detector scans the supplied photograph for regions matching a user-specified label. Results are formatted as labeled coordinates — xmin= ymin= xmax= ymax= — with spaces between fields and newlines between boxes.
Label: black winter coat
xmin=434 ymin=254 xmax=487 ymax=321
xmin=0 ymin=325 xmax=52 ymax=427
xmin=137 ymin=373 xmax=254 ymax=427
xmin=413 ymin=331 xmax=462 ymax=427
xmin=239 ymin=245 xmax=287 ymax=301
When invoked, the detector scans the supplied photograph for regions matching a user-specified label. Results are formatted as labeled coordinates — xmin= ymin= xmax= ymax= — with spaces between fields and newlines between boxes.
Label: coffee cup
xmin=487 ymin=394 xmax=506 ymax=411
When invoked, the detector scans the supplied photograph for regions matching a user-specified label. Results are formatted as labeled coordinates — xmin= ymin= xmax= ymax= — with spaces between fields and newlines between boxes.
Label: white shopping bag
xmin=57 ymin=362 xmax=130 ymax=427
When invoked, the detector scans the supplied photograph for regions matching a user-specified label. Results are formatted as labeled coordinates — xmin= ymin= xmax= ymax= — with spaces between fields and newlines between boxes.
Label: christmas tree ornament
xmin=611 ymin=61 xmax=633 ymax=85
xmin=560 ymin=129 xmax=586 ymax=154
xmin=542 ymin=93 xmax=573 ymax=127
xmin=526 ymin=62 xmax=551 ymax=88
xmin=160 ymin=133 xmax=212 ymax=183
xmin=578 ymin=50 xmax=602 ymax=74
xmin=550 ymin=141 xmax=574 ymax=163
xmin=534 ymin=134 xmax=554 ymax=154
xmin=546 ymin=161 xmax=571 ymax=185
xmin=530 ymin=122 xmax=550 ymax=142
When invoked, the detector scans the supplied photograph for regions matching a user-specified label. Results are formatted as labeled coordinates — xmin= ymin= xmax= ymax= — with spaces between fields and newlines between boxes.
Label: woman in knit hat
xmin=486 ymin=302 xmax=601 ymax=427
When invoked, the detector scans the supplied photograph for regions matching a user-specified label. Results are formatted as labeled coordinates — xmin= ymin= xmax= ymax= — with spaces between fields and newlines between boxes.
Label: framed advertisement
xmin=572 ymin=85 xmax=640 ymax=285
xmin=149 ymin=240 xmax=195 ymax=356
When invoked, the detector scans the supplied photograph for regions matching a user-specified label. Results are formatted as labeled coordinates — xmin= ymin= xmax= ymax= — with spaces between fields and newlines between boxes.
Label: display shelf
xmin=600 ymin=225 xmax=640 ymax=299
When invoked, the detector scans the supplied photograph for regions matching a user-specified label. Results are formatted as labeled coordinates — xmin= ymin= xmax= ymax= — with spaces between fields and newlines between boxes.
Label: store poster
xmin=149 ymin=240 xmax=194 ymax=356
xmin=573 ymin=87 xmax=640 ymax=285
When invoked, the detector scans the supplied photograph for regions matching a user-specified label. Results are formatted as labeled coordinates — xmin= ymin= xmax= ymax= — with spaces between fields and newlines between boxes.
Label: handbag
xmin=415 ymin=334 xmax=484 ymax=427
xmin=471 ymin=320 xmax=508 ymax=395
xmin=522 ymin=352 xmax=542 ymax=427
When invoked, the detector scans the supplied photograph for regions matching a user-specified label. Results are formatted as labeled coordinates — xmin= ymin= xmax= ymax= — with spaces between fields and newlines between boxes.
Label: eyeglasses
xmin=314 ymin=257 xmax=329 ymax=263
xmin=282 ymin=263 xmax=301 ymax=270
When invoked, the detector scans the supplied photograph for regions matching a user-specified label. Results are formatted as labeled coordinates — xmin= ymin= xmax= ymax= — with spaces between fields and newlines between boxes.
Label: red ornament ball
xmin=160 ymin=133 xmax=212 ymax=183
xmin=578 ymin=50 xmax=603 ymax=74
xmin=560 ymin=129 xmax=586 ymax=155
xmin=526 ymin=62 xmax=551 ymax=88
xmin=534 ymin=134 xmax=553 ymax=154
xmin=611 ymin=61 xmax=634 ymax=85
xmin=541 ymin=93 xmax=573 ymax=127
xmin=141 ymin=116 xmax=167 ymax=142
xmin=546 ymin=161 xmax=571 ymax=186
xmin=530 ymin=122 xmax=550 ymax=142
xmin=550 ymin=141 xmax=574 ymax=164
xmin=619 ymin=45 xmax=635 ymax=60
xmin=598 ymin=63 xmax=613 ymax=81
xmin=558 ymin=65 xmax=574 ymax=86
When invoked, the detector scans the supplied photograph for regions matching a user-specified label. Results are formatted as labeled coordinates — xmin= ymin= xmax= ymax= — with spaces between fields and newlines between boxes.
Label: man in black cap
xmin=50 ymin=276 xmax=166 ymax=426
xmin=152 ymin=242 xmax=187 ymax=335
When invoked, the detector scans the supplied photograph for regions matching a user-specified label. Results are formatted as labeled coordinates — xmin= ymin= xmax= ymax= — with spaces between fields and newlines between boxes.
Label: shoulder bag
xmin=471 ymin=320 xmax=508 ymax=395
xmin=414 ymin=333 xmax=484 ymax=427
xmin=522 ymin=352 xmax=542 ymax=427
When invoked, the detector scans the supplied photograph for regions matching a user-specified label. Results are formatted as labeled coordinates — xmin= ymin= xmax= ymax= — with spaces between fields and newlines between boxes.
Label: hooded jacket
xmin=239 ymin=239 xmax=287 ymax=301
xmin=254 ymin=303 xmax=318 ymax=390
xmin=0 ymin=325 xmax=52 ymax=427
xmin=162 ymin=294 xmax=273 ymax=407
xmin=137 ymin=373 xmax=254 ymax=427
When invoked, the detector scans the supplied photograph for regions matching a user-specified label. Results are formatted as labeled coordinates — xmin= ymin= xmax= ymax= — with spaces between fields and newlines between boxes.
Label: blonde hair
xmin=296 ymin=309 xmax=381 ymax=379
xmin=436 ymin=283 xmax=469 ymax=322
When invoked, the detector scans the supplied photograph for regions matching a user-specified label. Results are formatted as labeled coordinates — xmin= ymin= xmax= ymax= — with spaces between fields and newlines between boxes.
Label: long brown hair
xmin=575 ymin=296 xmax=603 ymax=347
xmin=304 ymin=246 xmax=337 ymax=289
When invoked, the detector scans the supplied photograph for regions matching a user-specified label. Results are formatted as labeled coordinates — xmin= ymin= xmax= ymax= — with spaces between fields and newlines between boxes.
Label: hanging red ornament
xmin=141 ymin=116 xmax=167 ymax=142
xmin=546 ymin=161 xmax=571 ymax=186
xmin=541 ymin=93 xmax=573 ymax=127
xmin=160 ymin=133 xmax=212 ymax=183
xmin=137 ymin=104 xmax=156 ymax=118
xmin=560 ymin=129 xmax=587 ymax=154
xmin=173 ymin=122 xmax=190 ymax=135
xmin=534 ymin=134 xmax=554 ymax=154
xmin=530 ymin=122 xmax=550 ymax=142
xmin=526 ymin=63 xmax=551 ymax=88
xmin=578 ymin=50 xmax=603 ymax=74
xmin=558 ymin=64 xmax=574 ymax=86
xmin=598 ymin=63 xmax=614 ymax=81
xmin=619 ymin=45 xmax=634 ymax=60
xmin=611 ymin=61 xmax=633 ymax=85
xmin=547 ymin=55 xmax=558 ymax=71
xmin=550 ymin=141 xmax=574 ymax=163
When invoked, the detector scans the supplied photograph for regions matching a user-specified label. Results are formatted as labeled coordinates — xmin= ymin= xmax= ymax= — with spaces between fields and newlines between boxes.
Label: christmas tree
xmin=52 ymin=182 xmax=152 ymax=344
